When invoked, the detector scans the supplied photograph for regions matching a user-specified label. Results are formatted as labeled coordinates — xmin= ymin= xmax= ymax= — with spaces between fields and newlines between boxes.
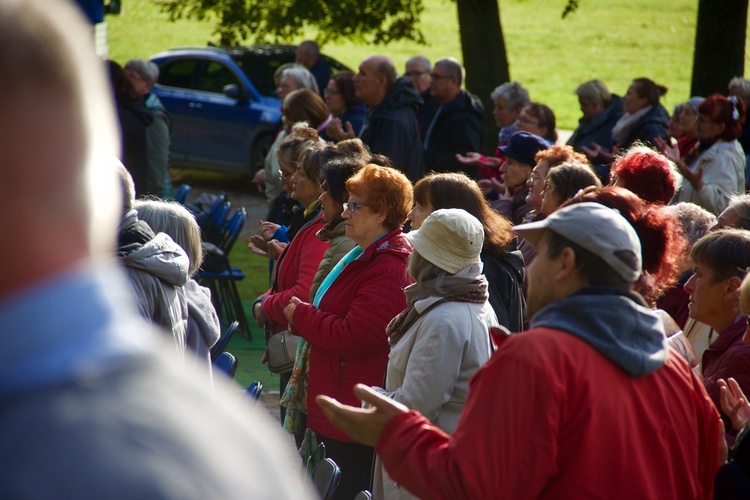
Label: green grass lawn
xmin=108 ymin=0 xmax=750 ymax=130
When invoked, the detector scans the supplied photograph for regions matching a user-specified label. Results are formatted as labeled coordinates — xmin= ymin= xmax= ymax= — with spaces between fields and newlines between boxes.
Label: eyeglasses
xmin=405 ymin=70 xmax=428 ymax=78
xmin=429 ymin=73 xmax=450 ymax=81
xmin=343 ymin=201 xmax=367 ymax=213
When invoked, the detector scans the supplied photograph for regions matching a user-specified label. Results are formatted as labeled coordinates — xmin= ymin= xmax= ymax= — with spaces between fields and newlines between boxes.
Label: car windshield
xmin=232 ymin=53 xmax=294 ymax=98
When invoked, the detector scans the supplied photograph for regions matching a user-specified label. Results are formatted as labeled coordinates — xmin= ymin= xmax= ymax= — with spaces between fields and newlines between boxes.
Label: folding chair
xmin=311 ymin=458 xmax=341 ymax=500
xmin=212 ymin=352 xmax=237 ymax=379
xmin=210 ymin=321 xmax=239 ymax=362
xmin=174 ymin=184 xmax=191 ymax=204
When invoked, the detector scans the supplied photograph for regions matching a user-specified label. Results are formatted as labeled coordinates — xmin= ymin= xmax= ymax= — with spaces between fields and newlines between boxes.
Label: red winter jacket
xmin=377 ymin=329 xmax=722 ymax=499
xmin=261 ymin=213 xmax=328 ymax=333
xmin=292 ymin=228 xmax=411 ymax=441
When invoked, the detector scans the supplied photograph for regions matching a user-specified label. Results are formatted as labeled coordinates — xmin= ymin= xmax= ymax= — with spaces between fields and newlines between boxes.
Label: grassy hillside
xmin=108 ymin=0 xmax=750 ymax=130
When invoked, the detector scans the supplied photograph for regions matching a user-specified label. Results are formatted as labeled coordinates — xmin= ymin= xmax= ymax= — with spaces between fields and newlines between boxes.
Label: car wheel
xmin=249 ymin=134 xmax=273 ymax=176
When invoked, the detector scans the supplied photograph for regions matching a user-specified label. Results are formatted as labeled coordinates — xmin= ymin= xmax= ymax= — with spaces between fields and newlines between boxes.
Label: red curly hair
xmin=346 ymin=164 xmax=413 ymax=230
xmin=534 ymin=144 xmax=588 ymax=167
xmin=565 ymin=186 xmax=685 ymax=302
xmin=610 ymin=146 xmax=678 ymax=205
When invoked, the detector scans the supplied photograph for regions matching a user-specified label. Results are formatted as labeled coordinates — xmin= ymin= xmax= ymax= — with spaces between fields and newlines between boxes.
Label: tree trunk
xmin=690 ymin=0 xmax=748 ymax=97
xmin=456 ymin=0 xmax=509 ymax=154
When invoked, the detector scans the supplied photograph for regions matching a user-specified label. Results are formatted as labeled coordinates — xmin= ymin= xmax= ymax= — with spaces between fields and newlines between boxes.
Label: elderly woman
xmin=567 ymin=79 xmax=623 ymax=154
xmin=409 ymin=172 xmax=525 ymax=332
xmin=516 ymin=102 xmax=558 ymax=145
xmin=257 ymin=64 xmax=320 ymax=206
xmin=284 ymin=164 xmax=412 ymax=500
xmin=672 ymin=94 xmax=746 ymax=215
xmin=252 ymin=133 xmax=331 ymax=418
xmin=372 ymin=209 xmax=496 ymax=500
xmin=135 ymin=199 xmax=220 ymax=379
xmin=323 ymin=71 xmax=366 ymax=142
xmin=583 ymin=77 xmax=669 ymax=165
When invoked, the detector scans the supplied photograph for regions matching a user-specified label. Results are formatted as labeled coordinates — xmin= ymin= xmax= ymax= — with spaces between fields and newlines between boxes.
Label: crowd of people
xmin=9 ymin=0 xmax=750 ymax=497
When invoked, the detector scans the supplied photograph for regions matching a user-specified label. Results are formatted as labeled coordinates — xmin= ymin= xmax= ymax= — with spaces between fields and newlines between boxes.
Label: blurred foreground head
xmin=0 ymin=0 xmax=120 ymax=298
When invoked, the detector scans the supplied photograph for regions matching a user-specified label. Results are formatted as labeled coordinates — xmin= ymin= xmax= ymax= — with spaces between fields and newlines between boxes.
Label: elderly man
xmin=0 ymin=1 xmax=313 ymax=497
xmin=317 ymin=203 xmax=723 ymax=499
xmin=405 ymin=55 xmax=439 ymax=139
xmin=421 ymin=57 xmax=484 ymax=179
xmin=331 ymin=55 xmax=424 ymax=182
xmin=296 ymin=40 xmax=332 ymax=97
xmin=712 ymin=193 xmax=750 ymax=230
xmin=124 ymin=59 xmax=173 ymax=198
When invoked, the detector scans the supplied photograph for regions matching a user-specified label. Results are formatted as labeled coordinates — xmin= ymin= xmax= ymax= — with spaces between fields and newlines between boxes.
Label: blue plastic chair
xmin=174 ymin=184 xmax=191 ymax=204
xmin=210 ymin=321 xmax=239 ymax=362
xmin=246 ymin=380 xmax=263 ymax=400
xmin=311 ymin=458 xmax=341 ymax=500
xmin=213 ymin=352 xmax=237 ymax=379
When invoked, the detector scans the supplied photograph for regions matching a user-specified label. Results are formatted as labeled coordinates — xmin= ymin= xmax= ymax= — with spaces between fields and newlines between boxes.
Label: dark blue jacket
xmin=567 ymin=95 xmax=623 ymax=152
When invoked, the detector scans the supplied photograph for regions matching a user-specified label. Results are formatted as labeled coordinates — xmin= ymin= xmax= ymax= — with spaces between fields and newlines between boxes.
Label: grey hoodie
xmin=119 ymin=210 xmax=189 ymax=361
xmin=530 ymin=287 xmax=667 ymax=377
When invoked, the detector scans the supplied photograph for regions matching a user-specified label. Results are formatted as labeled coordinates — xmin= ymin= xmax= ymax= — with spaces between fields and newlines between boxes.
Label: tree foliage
xmin=160 ymin=0 xmax=425 ymax=46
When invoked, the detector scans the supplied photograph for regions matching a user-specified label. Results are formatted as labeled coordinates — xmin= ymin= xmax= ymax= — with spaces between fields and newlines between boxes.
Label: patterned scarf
xmin=386 ymin=272 xmax=489 ymax=346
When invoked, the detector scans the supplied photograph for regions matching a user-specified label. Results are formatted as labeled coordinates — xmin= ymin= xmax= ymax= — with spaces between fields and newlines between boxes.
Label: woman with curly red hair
xmin=672 ymin=94 xmax=746 ymax=215
xmin=567 ymin=186 xmax=685 ymax=306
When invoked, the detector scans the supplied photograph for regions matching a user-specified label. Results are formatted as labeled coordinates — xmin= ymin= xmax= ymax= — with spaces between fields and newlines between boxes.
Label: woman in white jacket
xmin=672 ymin=94 xmax=746 ymax=215
xmin=372 ymin=209 xmax=497 ymax=500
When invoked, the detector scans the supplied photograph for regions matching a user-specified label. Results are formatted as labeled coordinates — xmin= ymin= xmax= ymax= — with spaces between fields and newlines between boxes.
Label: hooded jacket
xmin=423 ymin=90 xmax=485 ymax=179
xmin=118 ymin=210 xmax=189 ymax=361
xmin=292 ymin=228 xmax=412 ymax=441
xmin=360 ymin=77 xmax=425 ymax=182
xmin=481 ymin=243 xmax=526 ymax=333
xmin=567 ymin=95 xmax=624 ymax=153
xmin=116 ymin=97 xmax=154 ymax=198
xmin=184 ymin=279 xmax=221 ymax=376
xmin=374 ymin=287 xmax=722 ymax=499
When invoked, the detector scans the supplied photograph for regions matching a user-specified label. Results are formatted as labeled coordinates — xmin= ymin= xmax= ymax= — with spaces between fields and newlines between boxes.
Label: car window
xmin=197 ymin=61 xmax=241 ymax=94
xmin=234 ymin=54 xmax=294 ymax=98
xmin=158 ymin=59 xmax=200 ymax=90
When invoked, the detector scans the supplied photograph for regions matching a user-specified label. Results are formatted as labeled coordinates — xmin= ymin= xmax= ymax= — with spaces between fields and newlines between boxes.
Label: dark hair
xmin=545 ymin=231 xmax=632 ymax=289
xmin=413 ymin=172 xmax=515 ymax=253
xmin=631 ymin=77 xmax=668 ymax=106
xmin=609 ymin=145 xmax=679 ymax=205
xmin=699 ymin=94 xmax=745 ymax=141
xmin=524 ymin=102 xmax=558 ymax=143
xmin=331 ymin=71 xmax=361 ymax=109
xmin=321 ymin=157 xmax=366 ymax=204
xmin=566 ymin=186 xmax=684 ymax=302
xmin=546 ymin=161 xmax=602 ymax=202
xmin=107 ymin=59 xmax=139 ymax=102
xmin=691 ymin=229 xmax=750 ymax=282
xmin=298 ymin=142 xmax=338 ymax=182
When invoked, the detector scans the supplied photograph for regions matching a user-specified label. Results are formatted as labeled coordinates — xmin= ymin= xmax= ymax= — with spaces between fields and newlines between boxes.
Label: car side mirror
xmin=224 ymin=84 xmax=249 ymax=102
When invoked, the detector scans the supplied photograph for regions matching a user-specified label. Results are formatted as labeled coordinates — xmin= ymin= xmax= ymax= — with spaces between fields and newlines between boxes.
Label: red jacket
xmin=261 ymin=214 xmax=328 ymax=332
xmin=292 ymin=229 xmax=411 ymax=441
xmin=377 ymin=328 xmax=722 ymax=499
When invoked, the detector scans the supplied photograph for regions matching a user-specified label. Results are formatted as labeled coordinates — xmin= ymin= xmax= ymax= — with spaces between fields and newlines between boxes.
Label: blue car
xmin=150 ymin=44 xmax=349 ymax=175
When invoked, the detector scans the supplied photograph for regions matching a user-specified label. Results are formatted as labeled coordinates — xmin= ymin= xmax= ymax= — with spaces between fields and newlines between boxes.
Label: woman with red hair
xmin=672 ymin=94 xmax=746 ymax=215
xmin=609 ymin=145 xmax=680 ymax=205
xmin=566 ymin=186 xmax=684 ymax=306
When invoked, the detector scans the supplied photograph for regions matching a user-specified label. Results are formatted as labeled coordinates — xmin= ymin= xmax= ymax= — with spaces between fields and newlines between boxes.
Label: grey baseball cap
xmin=513 ymin=202 xmax=642 ymax=282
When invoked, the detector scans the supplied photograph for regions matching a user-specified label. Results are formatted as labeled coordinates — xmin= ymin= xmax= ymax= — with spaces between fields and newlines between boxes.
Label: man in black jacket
xmin=422 ymin=58 xmax=484 ymax=179
xmin=347 ymin=55 xmax=425 ymax=182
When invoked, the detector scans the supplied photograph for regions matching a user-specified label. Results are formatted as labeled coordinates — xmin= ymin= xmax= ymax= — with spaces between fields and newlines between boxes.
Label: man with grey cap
xmin=314 ymin=203 xmax=723 ymax=499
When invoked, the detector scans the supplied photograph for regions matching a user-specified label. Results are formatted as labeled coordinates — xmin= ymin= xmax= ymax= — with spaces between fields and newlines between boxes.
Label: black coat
xmin=116 ymin=97 xmax=153 ymax=197
xmin=360 ymin=77 xmax=425 ymax=182
xmin=567 ymin=95 xmax=623 ymax=152
xmin=423 ymin=90 xmax=485 ymax=179
xmin=480 ymin=241 xmax=526 ymax=333
xmin=619 ymin=103 xmax=669 ymax=150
